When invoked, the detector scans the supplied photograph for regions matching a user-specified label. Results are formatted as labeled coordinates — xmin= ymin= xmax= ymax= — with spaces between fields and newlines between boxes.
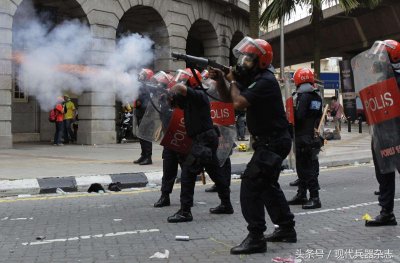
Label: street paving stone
xmin=0 ymin=165 xmax=399 ymax=262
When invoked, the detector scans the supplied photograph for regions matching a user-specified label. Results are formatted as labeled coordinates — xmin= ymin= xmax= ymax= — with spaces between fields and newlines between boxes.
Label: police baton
xmin=201 ymin=169 xmax=206 ymax=185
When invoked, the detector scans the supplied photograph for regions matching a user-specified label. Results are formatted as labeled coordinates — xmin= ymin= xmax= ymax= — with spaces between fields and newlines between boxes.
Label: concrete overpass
xmin=261 ymin=0 xmax=400 ymax=67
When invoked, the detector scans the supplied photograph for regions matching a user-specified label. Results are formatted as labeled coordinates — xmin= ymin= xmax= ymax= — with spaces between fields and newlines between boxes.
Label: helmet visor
xmin=233 ymin=36 xmax=266 ymax=58
xmin=173 ymin=69 xmax=192 ymax=85
xmin=236 ymin=54 xmax=256 ymax=70
xmin=367 ymin=41 xmax=393 ymax=68
xmin=138 ymin=69 xmax=147 ymax=81
xmin=151 ymin=71 xmax=172 ymax=85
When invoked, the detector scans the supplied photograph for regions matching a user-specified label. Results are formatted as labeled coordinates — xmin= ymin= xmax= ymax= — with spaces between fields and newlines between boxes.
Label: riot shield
xmin=216 ymin=125 xmax=237 ymax=167
xmin=136 ymin=99 xmax=163 ymax=143
xmin=137 ymin=83 xmax=173 ymax=142
xmin=351 ymin=41 xmax=400 ymax=173
xmin=203 ymin=79 xmax=236 ymax=126
xmin=160 ymin=109 xmax=193 ymax=155
xmin=203 ymin=79 xmax=237 ymax=166
xmin=285 ymin=96 xmax=295 ymax=126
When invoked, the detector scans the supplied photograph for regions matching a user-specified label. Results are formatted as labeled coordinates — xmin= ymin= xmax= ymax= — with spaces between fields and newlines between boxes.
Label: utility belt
xmin=296 ymin=134 xmax=324 ymax=150
xmin=252 ymin=129 xmax=288 ymax=149
xmin=295 ymin=134 xmax=323 ymax=160
xmin=243 ymin=131 xmax=288 ymax=180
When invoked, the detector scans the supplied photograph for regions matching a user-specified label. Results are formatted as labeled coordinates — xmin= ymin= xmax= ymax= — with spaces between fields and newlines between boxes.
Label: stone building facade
xmin=0 ymin=0 xmax=249 ymax=148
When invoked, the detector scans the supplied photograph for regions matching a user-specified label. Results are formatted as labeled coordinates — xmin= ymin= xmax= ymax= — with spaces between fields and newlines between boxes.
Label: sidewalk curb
xmin=0 ymin=157 xmax=372 ymax=197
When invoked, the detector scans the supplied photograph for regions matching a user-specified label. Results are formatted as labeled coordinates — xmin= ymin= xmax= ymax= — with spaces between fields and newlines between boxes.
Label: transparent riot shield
xmin=216 ymin=125 xmax=237 ymax=167
xmin=160 ymin=109 xmax=193 ymax=155
xmin=351 ymin=41 xmax=400 ymax=173
xmin=203 ymin=79 xmax=236 ymax=126
xmin=203 ymin=79 xmax=237 ymax=166
xmin=137 ymin=93 xmax=169 ymax=142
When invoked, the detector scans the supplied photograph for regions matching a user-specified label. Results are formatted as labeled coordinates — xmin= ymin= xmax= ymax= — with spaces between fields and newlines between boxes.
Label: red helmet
xmin=138 ymin=68 xmax=154 ymax=82
xmin=173 ymin=68 xmax=202 ymax=88
xmin=201 ymin=70 xmax=209 ymax=80
xmin=383 ymin=39 xmax=400 ymax=63
xmin=293 ymin=68 xmax=315 ymax=87
xmin=151 ymin=71 xmax=173 ymax=86
xmin=233 ymin=37 xmax=273 ymax=69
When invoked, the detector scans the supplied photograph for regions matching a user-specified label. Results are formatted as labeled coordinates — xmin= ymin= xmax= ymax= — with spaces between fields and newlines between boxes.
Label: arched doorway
xmin=116 ymin=5 xmax=170 ymax=140
xmin=229 ymin=31 xmax=244 ymax=67
xmin=186 ymin=19 xmax=219 ymax=70
xmin=117 ymin=6 xmax=170 ymax=71
xmin=12 ymin=0 xmax=88 ymax=143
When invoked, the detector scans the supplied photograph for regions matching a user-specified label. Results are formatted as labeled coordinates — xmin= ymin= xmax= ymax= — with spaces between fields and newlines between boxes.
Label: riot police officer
xmin=133 ymin=68 xmax=154 ymax=165
xmin=210 ymin=37 xmax=296 ymax=254
xmin=166 ymin=68 xmax=234 ymax=223
xmin=287 ymin=68 xmax=323 ymax=209
xmin=148 ymin=71 xmax=187 ymax=208
xmin=365 ymin=39 xmax=400 ymax=226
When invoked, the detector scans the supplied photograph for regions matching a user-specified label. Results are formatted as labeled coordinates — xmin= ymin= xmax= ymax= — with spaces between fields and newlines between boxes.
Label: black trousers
xmin=136 ymin=116 xmax=152 ymax=158
xmin=161 ymin=148 xmax=183 ymax=194
xmin=372 ymin=143 xmax=397 ymax=213
xmin=180 ymin=134 xmax=231 ymax=210
xmin=295 ymin=135 xmax=320 ymax=197
xmin=241 ymin=130 xmax=295 ymax=236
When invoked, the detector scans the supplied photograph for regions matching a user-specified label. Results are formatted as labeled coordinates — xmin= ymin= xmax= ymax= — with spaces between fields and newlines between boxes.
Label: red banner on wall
xmin=160 ymin=109 xmax=192 ymax=154
xmin=359 ymin=77 xmax=400 ymax=125
xmin=210 ymin=102 xmax=235 ymax=126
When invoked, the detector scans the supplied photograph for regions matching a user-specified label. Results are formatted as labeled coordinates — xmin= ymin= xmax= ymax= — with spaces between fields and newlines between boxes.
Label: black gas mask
xmin=234 ymin=54 xmax=259 ymax=84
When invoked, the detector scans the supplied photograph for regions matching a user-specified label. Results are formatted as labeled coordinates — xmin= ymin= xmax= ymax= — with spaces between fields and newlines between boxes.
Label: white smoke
xmin=14 ymin=0 xmax=154 ymax=111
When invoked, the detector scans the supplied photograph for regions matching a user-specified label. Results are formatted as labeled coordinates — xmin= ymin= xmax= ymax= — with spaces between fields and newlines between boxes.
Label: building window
xmin=12 ymin=69 xmax=28 ymax=103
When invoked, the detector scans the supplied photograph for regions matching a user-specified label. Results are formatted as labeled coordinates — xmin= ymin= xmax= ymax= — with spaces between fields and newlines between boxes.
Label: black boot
xmin=133 ymin=156 xmax=145 ymax=164
xmin=289 ymin=178 xmax=300 ymax=187
xmin=365 ymin=210 xmax=397 ymax=227
xmin=287 ymin=192 xmax=307 ymax=205
xmin=265 ymin=227 xmax=297 ymax=243
xmin=302 ymin=197 xmax=321 ymax=209
xmin=205 ymin=184 xmax=217 ymax=193
xmin=374 ymin=190 xmax=380 ymax=195
xmin=210 ymin=203 xmax=234 ymax=214
xmin=154 ymin=194 xmax=170 ymax=208
xmin=139 ymin=157 xmax=152 ymax=165
xmin=230 ymin=234 xmax=266 ymax=255
xmin=167 ymin=209 xmax=193 ymax=223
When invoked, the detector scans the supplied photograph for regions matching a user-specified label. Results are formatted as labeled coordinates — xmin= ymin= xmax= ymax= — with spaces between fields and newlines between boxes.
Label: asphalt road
xmin=0 ymin=165 xmax=399 ymax=263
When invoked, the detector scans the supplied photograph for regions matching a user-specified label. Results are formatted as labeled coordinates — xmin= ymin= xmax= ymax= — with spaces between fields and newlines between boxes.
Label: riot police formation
xmin=210 ymin=36 xmax=296 ymax=254
xmin=360 ymin=39 xmax=400 ymax=227
xmin=165 ymin=68 xmax=234 ymax=223
xmin=133 ymin=68 xmax=154 ymax=165
xmin=287 ymin=68 xmax=323 ymax=209
xmin=129 ymin=35 xmax=400 ymax=255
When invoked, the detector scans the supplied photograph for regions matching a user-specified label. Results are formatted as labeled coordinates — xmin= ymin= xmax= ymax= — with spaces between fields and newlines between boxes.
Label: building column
xmin=78 ymin=0 xmax=126 ymax=145
xmin=78 ymin=90 xmax=116 ymax=145
xmin=0 ymin=12 xmax=13 ymax=149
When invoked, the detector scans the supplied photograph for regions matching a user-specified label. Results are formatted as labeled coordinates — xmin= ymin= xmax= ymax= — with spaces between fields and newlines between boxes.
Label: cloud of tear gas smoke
xmin=14 ymin=1 xmax=154 ymax=111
